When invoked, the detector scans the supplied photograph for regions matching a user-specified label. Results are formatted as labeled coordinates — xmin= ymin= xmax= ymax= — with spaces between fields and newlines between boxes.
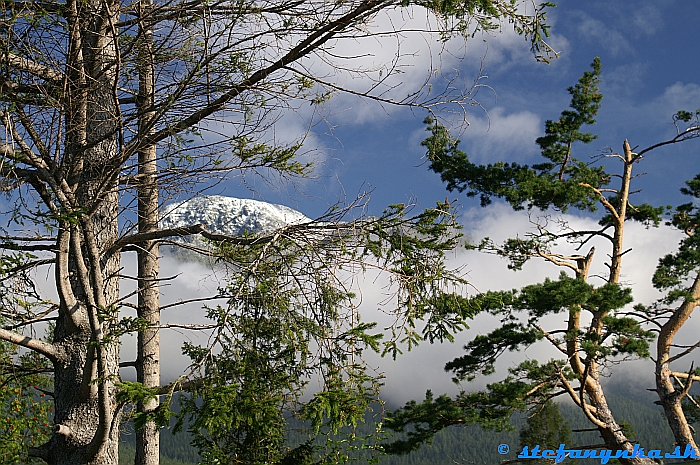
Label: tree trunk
xmin=570 ymin=246 xmax=656 ymax=465
xmin=29 ymin=0 xmax=123 ymax=462
xmin=655 ymin=273 xmax=700 ymax=456
xmin=136 ymin=0 xmax=161 ymax=461
xmin=585 ymin=377 xmax=658 ymax=465
xmin=655 ymin=364 xmax=699 ymax=454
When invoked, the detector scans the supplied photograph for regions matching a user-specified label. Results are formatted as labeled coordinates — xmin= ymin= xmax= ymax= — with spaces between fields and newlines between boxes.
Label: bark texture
xmin=562 ymin=143 xmax=656 ymax=465
xmin=32 ymin=0 xmax=123 ymax=461
xmin=135 ymin=0 xmax=161 ymax=460
xmin=655 ymin=273 xmax=700 ymax=455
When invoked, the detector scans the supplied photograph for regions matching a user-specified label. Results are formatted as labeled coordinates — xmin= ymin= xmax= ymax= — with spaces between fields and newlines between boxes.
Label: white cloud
xmin=600 ymin=61 xmax=649 ymax=97
xmin=573 ymin=13 xmax=633 ymax=57
xmin=306 ymin=4 xmax=568 ymax=127
xmin=459 ymin=107 xmax=542 ymax=162
xmin=630 ymin=4 xmax=664 ymax=37
xmin=652 ymin=82 xmax=700 ymax=116
xmin=367 ymin=203 xmax=690 ymax=403
xmin=113 ymin=199 xmax=696 ymax=403
xmin=119 ymin=253 xmax=227 ymax=382
xmin=595 ymin=80 xmax=700 ymax=148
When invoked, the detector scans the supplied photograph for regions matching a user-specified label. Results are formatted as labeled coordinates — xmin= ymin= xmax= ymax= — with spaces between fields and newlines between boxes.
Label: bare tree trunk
xmin=565 ymin=225 xmax=656 ymax=465
xmin=655 ymin=364 xmax=699 ymax=454
xmin=655 ymin=274 xmax=700 ymax=455
xmin=136 ymin=1 xmax=161 ymax=463
xmin=585 ymin=377 xmax=657 ymax=465
xmin=29 ymin=0 xmax=123 ymax=462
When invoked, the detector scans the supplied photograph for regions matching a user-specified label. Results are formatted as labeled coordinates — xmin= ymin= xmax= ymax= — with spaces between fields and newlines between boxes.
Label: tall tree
xmin=519 ymin=400 xmax=572 ymax=464
xmin=0 ymin=1 xmax=556 ymax=464
xmin=650 ymin=163 xmax=700 ymax=455
xmin=384 ymin=59 xmax=700 ymax=464
xmin=134 ymin=0 xmax=160 ymax=462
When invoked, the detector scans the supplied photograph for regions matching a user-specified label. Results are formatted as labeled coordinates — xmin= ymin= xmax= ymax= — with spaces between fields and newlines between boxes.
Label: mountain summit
xmin=160 ymin=195 xmax=310 ymax=258
xmin=162 ymin=195 xmax=310 ymax=235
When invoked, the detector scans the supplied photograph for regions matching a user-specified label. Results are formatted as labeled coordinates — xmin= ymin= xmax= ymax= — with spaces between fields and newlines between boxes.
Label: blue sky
xmin=147 ymin=1 xmax=700 ymax=402
xmin=208 ymin=0 xmax=700 ymax=221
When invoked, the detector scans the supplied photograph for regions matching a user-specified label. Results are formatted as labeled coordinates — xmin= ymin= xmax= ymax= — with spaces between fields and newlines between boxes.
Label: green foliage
xmin=136 ymin=381 xmax=684 ymax=465
xmin=116 ymin=381 xmax=172 ymax=431
xmin=405 ymin=0 xmax=557 ymax=62
xmin=445 ymin=322 xmax=541 ymax=381
xmin=384 ymin=58 xmax=679 ymax=457
xmin=519 ymin=400 xmax=572 ymax=463
xmin=674 ymin=109 xmax=700 ymax=124
xmin=233 ymin=137 xmax=311 ymax=176
xmin=535 ymin=57 xmax=602 ymax=157
xmin=175 ymin=277 xmax=323 ymax=465
xmin=424 ymin=58 xmax=606 ymax=212
xmin=383 ymin=277 xmax=651 ymax=453
xmin=353 ymin=202 xmax=472 ymax=357
xmin=107 ymin=316 xmax=152 ymax=341
xmin=598 ymin=195 xmax=667 ymax=228
xmin=384 ymin=390 xmax=496 ymax=454
xmin=653 ymin=173 xmax=700 ymax=295
xmin=385 ymin=357 xmax=577 ymax=455
xmin=0 ymin=253 xmax=54 ymax=464
xmin=439 ymin=273 xmax=648 ymax=381
xmin=0 ymin=339 xmax=53 ymax=464
xmin=172 ymin=202 xmax=467 ymax=464
xmin=384 ymin=380 xmax=525 ymax=455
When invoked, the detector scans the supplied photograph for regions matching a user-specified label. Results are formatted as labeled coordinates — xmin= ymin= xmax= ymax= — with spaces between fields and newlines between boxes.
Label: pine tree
xmin=384 ymin=58 xmax=700 ymax=465
xmin=519 ymin=401 xmax=572 ymax=464
xmin=0 ymin=1 xmax=557 ymax=463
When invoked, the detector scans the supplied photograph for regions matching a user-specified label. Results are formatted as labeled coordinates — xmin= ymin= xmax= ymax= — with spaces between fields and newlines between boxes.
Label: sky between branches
xmin=160 ymin=0 xmax=700 ymax=402
xmin=15 ymin=0 xmax=698 ymax=404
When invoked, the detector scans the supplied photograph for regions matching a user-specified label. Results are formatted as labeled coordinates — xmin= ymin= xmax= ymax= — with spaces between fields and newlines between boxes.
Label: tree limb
xmin=671 ymin=372 xmax=700 ymax=383
xmin=155 ymin=377 xmax=205 ymax=396
xmin=658 ymin=273 xmax=700 ymax=365
xmin=667 ymin=340 xmax=700 ymax=365
xmin=1 ymin=52 xmax=63 ymax=82
xmin=636 ymin=125 xmax=700 ymax=158
xmin=673 ymin=374 xmax=700 ymax=409
xmin=0 ymin=327 xmax=58 ymax=362
xmin=126 ymin=0 xmax=389 ymax=155
xmin=110 ymin=224 xmax=207 ymax=253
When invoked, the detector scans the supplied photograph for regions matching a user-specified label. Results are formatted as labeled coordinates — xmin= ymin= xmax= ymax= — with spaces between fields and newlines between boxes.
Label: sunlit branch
xmin=1 ymin=52 xmax=64 ymax=82
xmin=0 ymin=327 xmax=58 ymax=362
xmin=636 ymin=125 xmax=700 ymax=158
xmin=667 ymin=340 xmax=700 ymax=365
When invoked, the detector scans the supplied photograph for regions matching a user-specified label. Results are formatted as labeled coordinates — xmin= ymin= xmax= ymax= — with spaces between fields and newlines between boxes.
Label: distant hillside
xmin=119 ymin=379 xmax=693 ymax=465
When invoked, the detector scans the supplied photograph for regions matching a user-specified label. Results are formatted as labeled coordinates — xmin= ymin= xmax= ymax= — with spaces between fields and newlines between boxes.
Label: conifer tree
xmin=0 ymin=1 xmax=557 ymax=463
xmin=519 ymin=401 xmax=572 ymax=464
xmin=384 ymin=58 xmax=700 ymax=465
xmin=0 ymin=336 xmax=53 ymax=464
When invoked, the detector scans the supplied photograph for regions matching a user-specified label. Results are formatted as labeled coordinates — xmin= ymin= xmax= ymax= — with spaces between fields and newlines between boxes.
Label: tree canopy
xmin=0 ymin=0 xmax=558 ymax=464
xmin=385 ymin=58 xmax=700 ymax=465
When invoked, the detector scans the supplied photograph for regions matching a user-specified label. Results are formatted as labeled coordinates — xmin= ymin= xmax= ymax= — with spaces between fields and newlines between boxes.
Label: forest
xmin=115 ymin=380 xmax=688 ymax=465
xmin=1 ymin=0 xmax=699 ymax=464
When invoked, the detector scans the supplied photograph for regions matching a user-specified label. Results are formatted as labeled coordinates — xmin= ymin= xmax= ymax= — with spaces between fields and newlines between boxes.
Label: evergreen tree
xmin=0 ymin=338 xmax=53 ymax=464
xmin=0 ymin=0 xmax=558 ymax=463
xmin=519 ymin=401 xmax=572 ymax=464
xmin=384 ymin=58 xmax=700 ymax=465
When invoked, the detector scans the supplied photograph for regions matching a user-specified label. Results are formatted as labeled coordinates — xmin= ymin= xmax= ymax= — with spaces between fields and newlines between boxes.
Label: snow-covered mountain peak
xmin=160 ymin=196 xmax=310 ymax=262
xmin=161 ymin=195 xmax=310 ymax=237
